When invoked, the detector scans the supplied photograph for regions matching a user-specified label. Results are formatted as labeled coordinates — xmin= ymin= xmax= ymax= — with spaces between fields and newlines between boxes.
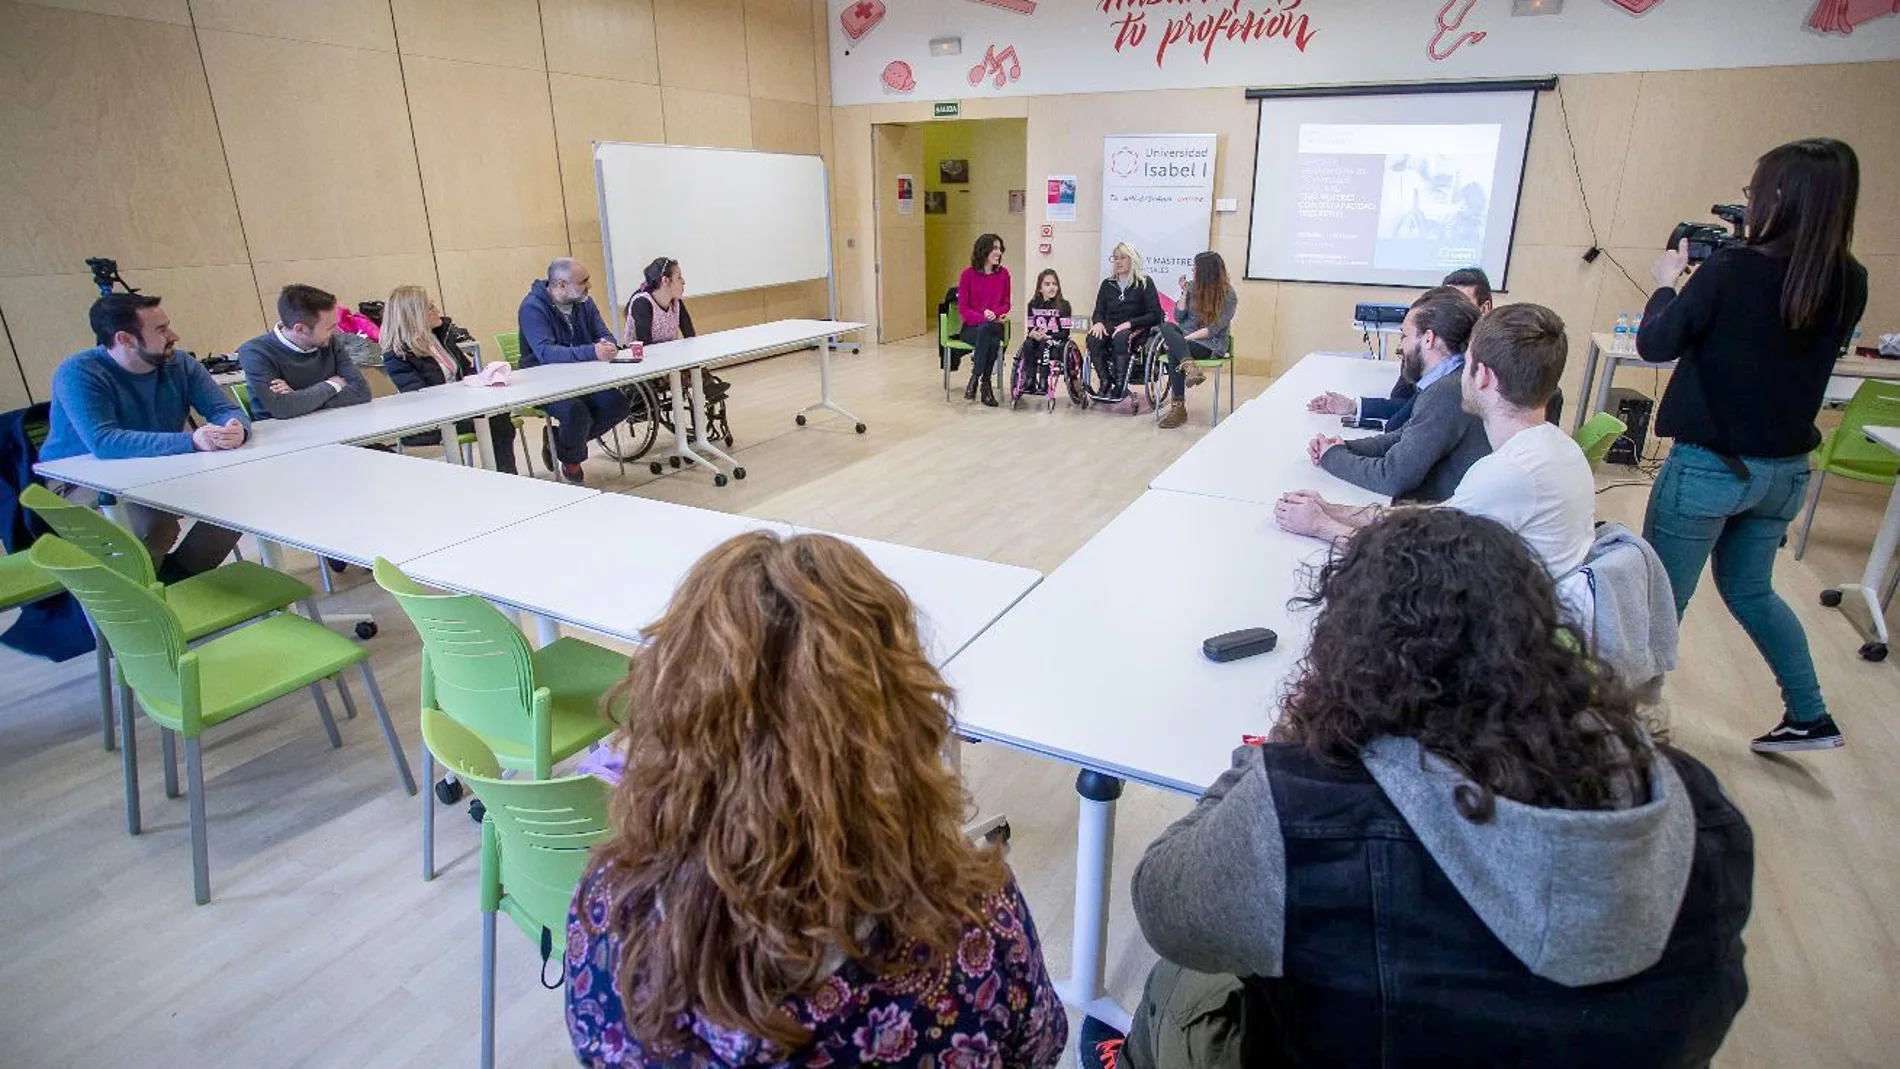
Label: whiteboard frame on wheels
xmin=593 ymin=142 xmax=838 ymax=334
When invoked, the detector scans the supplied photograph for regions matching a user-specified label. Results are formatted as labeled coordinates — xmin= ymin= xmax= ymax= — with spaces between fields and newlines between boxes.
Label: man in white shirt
xmin=1277 ymin=303 xmax=1595 ymax=585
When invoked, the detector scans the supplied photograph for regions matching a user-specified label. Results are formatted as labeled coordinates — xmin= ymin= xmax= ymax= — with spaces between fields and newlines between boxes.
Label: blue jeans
xmin=1643 ymin=444 xmax=1825 ymax=722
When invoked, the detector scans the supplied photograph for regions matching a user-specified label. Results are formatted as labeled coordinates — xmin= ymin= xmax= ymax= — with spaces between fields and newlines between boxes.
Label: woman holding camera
xmin=1638 ymin=138 xmax=1867 ymax=754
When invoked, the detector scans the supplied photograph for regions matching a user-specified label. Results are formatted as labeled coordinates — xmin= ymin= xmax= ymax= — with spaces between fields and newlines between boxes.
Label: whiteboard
xmin=594 ymin=142 xmax=832 ymax=313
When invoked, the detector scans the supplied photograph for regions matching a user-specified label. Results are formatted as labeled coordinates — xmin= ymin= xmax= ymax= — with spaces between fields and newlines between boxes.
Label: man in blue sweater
xmin=41 ymin=294 xmax=249 ymax=580
xmin=518 ymin=258 xmax=626 ymax=484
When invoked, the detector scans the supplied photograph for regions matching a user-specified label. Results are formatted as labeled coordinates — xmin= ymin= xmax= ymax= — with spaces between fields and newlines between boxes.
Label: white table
xmin=119 ymin=445 xmax=598 ymax=569
xmin=401 ymin=492 xmax=1041 ymax=663
xmin=1823 ymin=424 xmax=1900 ymax=660
xmin=1149 ymin=354 xmax=1401 ymax=507
xmin=1573 ymin=331 xmax=1900 ymax=432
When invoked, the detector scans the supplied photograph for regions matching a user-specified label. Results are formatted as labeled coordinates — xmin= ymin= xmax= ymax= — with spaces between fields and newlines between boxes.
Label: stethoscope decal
xmin=1429 ymin=0 xmax=1486 ymax=61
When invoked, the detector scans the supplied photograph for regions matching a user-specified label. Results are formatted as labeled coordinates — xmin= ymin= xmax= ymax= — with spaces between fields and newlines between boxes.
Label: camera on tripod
xmin=1667 ymin=204 xmax=1747 ymax=264
xmin=85 ymin=257 xmax=138 ymax=297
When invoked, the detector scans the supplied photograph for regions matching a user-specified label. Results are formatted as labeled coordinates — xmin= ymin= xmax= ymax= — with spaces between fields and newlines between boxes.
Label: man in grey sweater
xmin=237 ymin=284 xmax=371 ymax=420
xmin=1309 ymin=288 xmax=1487 ymax=503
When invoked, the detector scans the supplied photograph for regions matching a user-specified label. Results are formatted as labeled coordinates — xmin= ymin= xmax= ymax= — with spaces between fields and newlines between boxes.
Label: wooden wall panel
xmin=199 ymin=29 xmax=430 ymax=263
xmin=0 ymin=264 xmax=265 ymax=399
xmin=0 ymin=3 xmax=247 ymax=275
xmin=0 ymin=325 xmax=31 ymax=410
xmin=1514 ymin=75 xmax=1641 ymax=250
xmin=250 ymin=253 xmax=439 ymax=334
xmin=744 ymin=0 xmax=816 ymax=105
xmin=661 ymin=87 xmax=752 ymax=149
xmin=540 ymin=0 xmax=658 ymax=84
xmin=434 ymin=244 xmax=568 ymax=361
xmin=402 ymin=55 xmax=566 ymax=252
xmin=652 ymin=0 xmax=746 ymax=96
xmin=187 ymin=0 xmax=394 ymax=51
xmin=14 ymin=0 xmax=186 ymax=24
xmin=390 ymin=0 xmax=542 ymax=71
xmin=750 ymin=98 xmax=820 ymax=156
xmin=548 ymin=73 xmax=666 ymax=244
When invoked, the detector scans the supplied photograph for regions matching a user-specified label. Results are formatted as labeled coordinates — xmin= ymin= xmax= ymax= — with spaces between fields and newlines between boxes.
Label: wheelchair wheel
xmin=1141 ymin=334 xmax=1172 ymax=413
xmin=600 ymin=381 xmax=662 ymax=462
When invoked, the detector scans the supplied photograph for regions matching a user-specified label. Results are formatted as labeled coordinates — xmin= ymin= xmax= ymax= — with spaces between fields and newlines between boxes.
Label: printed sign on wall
xmin=1099 ymin=135 xmax=1217 ymax=313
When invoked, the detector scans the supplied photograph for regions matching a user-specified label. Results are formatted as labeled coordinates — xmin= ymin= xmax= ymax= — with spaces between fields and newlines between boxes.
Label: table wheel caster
xmin=733 ymin=467 xmax=746 ymax=480
xmin=1820 ymin=589 xmax=1844 ymax=607
xmin=354 ymin=621 xmax=378 ymax=640
xmin=854 ymin=423 xmax=866 ymax=434
xmin=714 ymin=474 xmax=729 ymax=487
xmin=1859 ymin=641 xmax=1888 ymax=662
xmin=649 ymin=462 xmax=663 ymax=475
xmin=984 ymin=821 xmax=1011 ymax=846
xmin=795 ymin=414 xmax=807 ymax=426
xmin=467 ymin=799 xmax=486 ymax=824
xmin=434 ymin=777 xmax=465 ymax=805
xmin=668 ymin=456 xmax=682 ymax=469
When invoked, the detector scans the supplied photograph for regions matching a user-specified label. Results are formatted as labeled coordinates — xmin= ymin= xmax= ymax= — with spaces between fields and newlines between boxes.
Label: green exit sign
xmin=933 ymin=101 xmax=960 ymax=119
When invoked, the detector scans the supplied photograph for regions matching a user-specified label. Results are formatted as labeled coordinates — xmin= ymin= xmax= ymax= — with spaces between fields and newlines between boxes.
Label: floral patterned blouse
xmin=566 ymin=864 xmax=1068 ymax=1068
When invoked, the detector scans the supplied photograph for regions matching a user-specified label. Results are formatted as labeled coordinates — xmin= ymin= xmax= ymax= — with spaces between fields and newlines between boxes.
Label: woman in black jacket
xmin=1086 ymin=242 xmax=1163 ymax=402
xmin=380 ymin=285 xmax=518 ymax=474
xmin=1638 ymin=138 xmax=1867 ymax=754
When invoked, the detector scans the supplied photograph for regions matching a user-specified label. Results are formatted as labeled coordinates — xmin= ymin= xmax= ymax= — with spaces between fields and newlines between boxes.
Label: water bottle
xmin=1612 ymin=313 xmax=1630 ymax=355
xmin=1629 ymin=315 xmax=1642 ymax=357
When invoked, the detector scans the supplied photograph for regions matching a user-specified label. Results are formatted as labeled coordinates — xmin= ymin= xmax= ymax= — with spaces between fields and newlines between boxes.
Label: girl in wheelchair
xmin=1009 ymin=269 xmax=1084 ymax=409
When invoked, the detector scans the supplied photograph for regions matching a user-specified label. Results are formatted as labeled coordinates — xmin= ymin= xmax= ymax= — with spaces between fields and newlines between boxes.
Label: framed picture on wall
xmin=924 ymin=190 xmax=948 ymax=214
xmin=939 ymin=158 xmax=970 ymax=184
xmin=1008 ymin=189 xmax=1026 ymax=214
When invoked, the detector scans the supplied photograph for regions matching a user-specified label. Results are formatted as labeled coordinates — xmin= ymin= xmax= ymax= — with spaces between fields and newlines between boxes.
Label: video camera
xmin=85 ymin=257 xmax=139 ymax=298
xmin=1667 ymin=204 xmax=1747 ymax=265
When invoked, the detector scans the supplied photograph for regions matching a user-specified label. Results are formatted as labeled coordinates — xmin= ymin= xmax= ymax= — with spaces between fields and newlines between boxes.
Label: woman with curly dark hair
xmin=1079 ymin=509 xmax=1753 ymax=1069
xmin=566 ymin=531 xmax=1066 ymax=1068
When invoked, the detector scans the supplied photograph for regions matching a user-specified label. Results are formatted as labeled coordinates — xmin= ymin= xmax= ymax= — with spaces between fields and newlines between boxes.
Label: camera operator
xmin=1638 ymin=137 xmax=1867 ymax=755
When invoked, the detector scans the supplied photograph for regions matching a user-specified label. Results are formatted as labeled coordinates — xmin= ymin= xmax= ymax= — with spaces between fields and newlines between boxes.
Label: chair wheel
xmin=668 ymin=456 xmax=681 ymax=469
xmin=796 ymin=414 xmax=807 ymax=426
xmin=434 ymin=777 xmax=464 ymax=805
xmin=723 ymin=435 xmax=734 ymax=447
xmin=733 ymin=467 xmax=746 ymax=480
xmin=1860 ymin=641 xmax=1888 ymax=662
xmin=354 ymin=621 xmax=378 ymax=640
xmin=854 ymin=423 xmax=867 ymax=434
xmin=468 ymin=799 xmax=486 ymax=824
xmin=985 ymin=821 xmax=1011 ymax=846
xmin=327 ymin=557 xmax=348 ymax=573
xmin=1820 ymin=589 xmax=1844 ymax=607
xmin=714 ymin=474 xmax=729 ymax=487
xmin=649 ymin=462 xmax=663 ymax=475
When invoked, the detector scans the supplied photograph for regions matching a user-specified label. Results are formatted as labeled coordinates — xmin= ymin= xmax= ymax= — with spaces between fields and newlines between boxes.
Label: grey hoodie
xmin=1131 ymin=735 xmax=1697 ymax=988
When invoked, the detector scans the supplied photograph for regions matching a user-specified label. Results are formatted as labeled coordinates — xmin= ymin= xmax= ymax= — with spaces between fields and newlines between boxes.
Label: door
xmin=872 ymin=123 xmax=927 ymax=343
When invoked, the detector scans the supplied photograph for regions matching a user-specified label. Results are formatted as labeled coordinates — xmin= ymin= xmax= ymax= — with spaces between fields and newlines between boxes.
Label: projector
xmin=1353 ymin=302 xmax=1408 ymax=327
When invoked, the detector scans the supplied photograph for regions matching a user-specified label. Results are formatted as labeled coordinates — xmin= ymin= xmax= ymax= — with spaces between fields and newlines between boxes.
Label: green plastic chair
xmin=1572 ymin=412 xmax=1628 ymax=472
xmin=372 ymin=558 xmax=623 ymax=879
xmin=422 ymin=708 xmax=610 ymax=1069
xmin=1794 ymin=379 xmax=1900 ymax=560
xmin=21 ymin=483 xmax=316 ymax=752
xmin=0 ymin=548 xmax=62 ymax=610
xmin=1185 ymin=335 xmax=1239 ymax=426
xmin=30 ymin=536 xmax=416 ymax=903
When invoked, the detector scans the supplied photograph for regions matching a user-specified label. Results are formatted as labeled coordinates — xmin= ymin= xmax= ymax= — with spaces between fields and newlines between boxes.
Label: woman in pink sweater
xmin=958 ymin=233 xmax=1011 ymax=406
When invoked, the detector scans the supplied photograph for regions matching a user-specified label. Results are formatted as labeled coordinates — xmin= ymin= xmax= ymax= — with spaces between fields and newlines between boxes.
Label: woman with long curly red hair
xmin=565 ymin=531 xmax=1066 ymax=1067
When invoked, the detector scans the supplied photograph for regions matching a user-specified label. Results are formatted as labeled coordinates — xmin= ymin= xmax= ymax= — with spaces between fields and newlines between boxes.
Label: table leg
xmin=661 ymin=369 xmax=727 ymax=480
xmin=439 ymin=422 xmax=462 ymax=465
xmin=1054 ymin=770 xmax=1132 ymax=1033
xmin=1831 ymin=473 xmax=1900 ymax=652
xmin=1572 ymin=338 xmax=1602 ymax=432
xmin=472 ymin=415 xmax=498 ymax=471
xmin=528 ymin=613 xmax=561 ymax=648
xmin=796 ymin=337 xmax=866 ymax=432
xmin=1589 ymin=342 xmax=1618 ymax=433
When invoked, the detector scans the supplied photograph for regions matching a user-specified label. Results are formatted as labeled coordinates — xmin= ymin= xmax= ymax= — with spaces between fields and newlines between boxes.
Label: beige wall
xmin=0 ymin=0 xmax=832 ymax=405
xmin=921 ymin=119 xmax=1027 ymax=319
xmin=831 ymin=63 xmax=1900 ymax=407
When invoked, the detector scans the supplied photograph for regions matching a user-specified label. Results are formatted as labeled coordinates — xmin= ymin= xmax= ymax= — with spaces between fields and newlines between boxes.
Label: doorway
xmin=870 ymin=118 xmax=1028 ymax=345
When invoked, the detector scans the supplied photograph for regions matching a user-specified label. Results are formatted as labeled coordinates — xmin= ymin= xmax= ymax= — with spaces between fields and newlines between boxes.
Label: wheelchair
xmin=1009 ymin=337 xmax=1090 ymax=412
xmin=597 ymin=371 xmax=735 ymax=472
xmin=1089 ymin=328 xmax=1172 ymax=417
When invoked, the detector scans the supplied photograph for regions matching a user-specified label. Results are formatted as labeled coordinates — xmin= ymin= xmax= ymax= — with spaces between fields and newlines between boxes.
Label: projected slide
xmin=1247 ymin=91 xmax=1535 ymax=289
xmin=1293 ymin=123 xmax=1499 ymax=274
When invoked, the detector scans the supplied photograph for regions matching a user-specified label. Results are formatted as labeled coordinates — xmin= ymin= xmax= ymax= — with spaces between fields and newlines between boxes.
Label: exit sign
xmin=933 ymin=101 xmax=960 ymax=118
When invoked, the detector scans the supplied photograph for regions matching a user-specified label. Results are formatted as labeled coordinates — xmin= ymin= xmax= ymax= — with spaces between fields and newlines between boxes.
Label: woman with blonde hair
xmin=565 ymin=531 xmax=1067 ymax=1068
xmin=1087 ymin=241 xmax=1163 ymax=403
xmin=379 ymin=284 xmax=518 ymax=473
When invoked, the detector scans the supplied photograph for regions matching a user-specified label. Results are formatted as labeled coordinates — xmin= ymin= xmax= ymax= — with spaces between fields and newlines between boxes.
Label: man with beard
xmin=1277 ymin=303 xmax=1594 ymax=584
xmin=1299 ymin=288 xmax=1487 ymax=503
xmin=517 ymin=257 xmax=628 ymax=485
xmin=1307 ymin=271 xmax=1491 ymax=429
xmin=40 ymin=293 xmax=250 ymax=580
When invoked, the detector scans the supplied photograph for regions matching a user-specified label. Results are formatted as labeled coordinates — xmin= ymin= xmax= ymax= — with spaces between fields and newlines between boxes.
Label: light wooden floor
xmin=2 ymin=339 xmax=1897 ymax=1068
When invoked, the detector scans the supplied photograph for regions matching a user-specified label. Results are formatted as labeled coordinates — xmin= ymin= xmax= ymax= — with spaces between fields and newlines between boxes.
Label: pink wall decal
xmin=1429 ymin=0 xmax=1487 ymax=61
xmin=1808 ymin=0 xmax=1900 ymax=34
xmin=840 ymin=1 xmax=885 ymax=43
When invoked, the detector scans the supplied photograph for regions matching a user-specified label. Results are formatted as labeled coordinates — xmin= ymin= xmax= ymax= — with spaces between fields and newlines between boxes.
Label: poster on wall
xmin=1100 ymin=135 xmax=1216 ymax=308
xmin=896 ymin=174 xmax=915 ymax=214
xmin=1046 ymin=176 xmax=1077 ymax=222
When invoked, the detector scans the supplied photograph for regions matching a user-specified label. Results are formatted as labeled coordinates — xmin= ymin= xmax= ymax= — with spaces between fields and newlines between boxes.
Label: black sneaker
xmin=1077 ymin=1016 xmax=1126 ymax=1069
xmin=1751 ymin=715 xmax=1844 ymax=753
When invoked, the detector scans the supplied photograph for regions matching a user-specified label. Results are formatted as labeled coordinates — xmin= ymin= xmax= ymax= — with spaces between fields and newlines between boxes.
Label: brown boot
xmin=1157 ymin=401 xmax=1187 ymax=429
xmin=1184 ymin=362 xmax=1207 ymax=388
